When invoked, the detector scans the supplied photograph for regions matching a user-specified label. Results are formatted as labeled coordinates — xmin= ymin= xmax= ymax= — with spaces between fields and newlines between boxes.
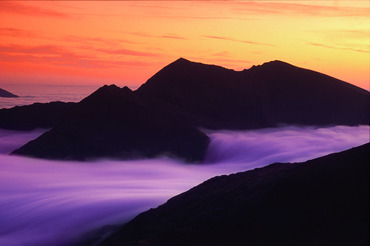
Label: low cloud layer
xmin=0 ymin=125 xmax=368 ymax=245
xmin=0 ymin=129 xmax=46 ymax=154
xmin=204 ymin=125 xmax=370 ymax=171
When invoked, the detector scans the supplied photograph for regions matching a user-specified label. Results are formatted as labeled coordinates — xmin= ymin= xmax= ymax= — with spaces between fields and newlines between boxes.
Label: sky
xmin=0 ymin=1 xmax=369 ymax=89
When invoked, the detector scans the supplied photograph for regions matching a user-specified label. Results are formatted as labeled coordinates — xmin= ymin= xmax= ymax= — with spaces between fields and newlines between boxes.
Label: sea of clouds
xmin=0 ymin=125 xmax=369 ymax=246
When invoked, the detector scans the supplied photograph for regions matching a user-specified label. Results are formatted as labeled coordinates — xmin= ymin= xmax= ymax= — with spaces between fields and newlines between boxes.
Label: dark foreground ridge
xmin=0 ymin=88 xmax=18 ymax=98
xmin=11 ymin=58 xmax=370 ymax=161
xmin=99 ymin=143 xmax=369 ymax=246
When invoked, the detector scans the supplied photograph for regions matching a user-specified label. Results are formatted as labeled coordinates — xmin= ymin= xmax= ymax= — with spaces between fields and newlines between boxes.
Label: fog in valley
xmin=0 ymin=125 xmax=368 ymax=246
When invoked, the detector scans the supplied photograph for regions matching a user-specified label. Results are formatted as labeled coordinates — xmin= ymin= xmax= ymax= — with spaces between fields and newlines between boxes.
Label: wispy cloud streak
xmin=0 ymin=44 xmax=152 ymax=68
xmin=130 ymin=32 xmax=188 ymax=41
xmin=231 ymin=2 xmax=370 ymax=17
xmin=203 ymin=35 xmax=274 ymax=47
xmin=0 ymin=27 xmax=35 ymax=38
xmin=309 ymin=42 xmax=369 ymax=53
xmin=87 ymin=47 xmax=160 ymax=57
xmin=160 ymin=34 xmax=188 ymax=40
xmin=0 ymin=2 xmax=69 ymax=18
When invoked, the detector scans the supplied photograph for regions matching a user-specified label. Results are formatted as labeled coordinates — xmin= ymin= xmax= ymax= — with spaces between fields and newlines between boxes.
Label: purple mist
xmin=0 ymin=125 xmax=369 ymax=245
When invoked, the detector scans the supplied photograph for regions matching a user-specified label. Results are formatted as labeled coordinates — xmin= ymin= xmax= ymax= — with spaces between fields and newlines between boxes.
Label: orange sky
xmin=0 ymin=1 xmax=369 ymax=89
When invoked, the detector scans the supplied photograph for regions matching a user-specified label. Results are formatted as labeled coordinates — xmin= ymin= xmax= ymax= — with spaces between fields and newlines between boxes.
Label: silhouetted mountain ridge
xmin=10 ymin=58 xmax=370 ymax=161
xmin=137 ymin=58 xmax=369 ymax=129
xmin=89 ymin=84 xmax=134 ymax=99
xmin=12 ymin=82 xmax=208 ymax=161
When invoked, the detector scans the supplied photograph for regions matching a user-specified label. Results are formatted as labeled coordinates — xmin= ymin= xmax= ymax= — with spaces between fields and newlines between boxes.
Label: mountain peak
xmin=166 ymin=57 xmax=222 ymax=70
xmin=173 ymin=57 xmax=191 ymax=64
xmin=80 ymin=84 xmax=135 ymax=105
xmin=261 ymin=60 xmax=295 ymax=68
xmin=137 ymin=58 xmax=234 ymax=94
xmin=98 ymin=84 xmax=121 ymax=92
xmin=247 ymin=60 xmax=296 ymax=72
xmin=154 ymin=58 xmax=235 ymax=76
xmin=264 ymin=60 xmax=290 ymax=65
xmin=95 ymin=84 xmax=132 ymax=95
xmin=164 ymin=57 xmax=194 ymax=69
xmin=10 ymin=58 xmax=369 ymax=162
xmin=121 ymin=86 xmax=133 ymax=94
xmin=0 ymin=88 xmax=18 ymax=98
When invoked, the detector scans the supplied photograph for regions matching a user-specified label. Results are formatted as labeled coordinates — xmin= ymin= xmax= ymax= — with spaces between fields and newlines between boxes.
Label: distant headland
xmin=0 ymin=88 xmax=18 ymax=98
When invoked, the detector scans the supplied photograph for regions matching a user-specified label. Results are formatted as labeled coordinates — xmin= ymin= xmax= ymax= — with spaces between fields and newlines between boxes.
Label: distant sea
xmin=0 ymin=84 xmax=98 ymax=109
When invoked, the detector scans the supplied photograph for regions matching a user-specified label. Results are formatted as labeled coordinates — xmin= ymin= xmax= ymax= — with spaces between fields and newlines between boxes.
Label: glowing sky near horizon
xmin=0 ymin=1 xmax=369 ymax=89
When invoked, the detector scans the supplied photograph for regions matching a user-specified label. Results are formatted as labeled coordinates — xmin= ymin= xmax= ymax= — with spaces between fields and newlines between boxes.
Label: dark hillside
xmin=11 ymin=59 xmax=370 ymax=160
xmin=137 ymin=58 xmax=369 ymax=129
xmin=101 ymin=143 xmax=369 ymax=246
xmin=12 ymin=85 xmax=208 ymax=161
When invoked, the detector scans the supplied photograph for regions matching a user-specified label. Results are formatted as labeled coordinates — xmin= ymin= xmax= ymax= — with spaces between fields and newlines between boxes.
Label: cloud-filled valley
xmin=0 ymin=125 xmax=368 ymax=246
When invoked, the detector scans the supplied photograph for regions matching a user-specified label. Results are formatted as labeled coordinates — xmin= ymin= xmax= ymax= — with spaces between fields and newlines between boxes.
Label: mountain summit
xmin=12 ymin=83 xmax=208 ymax=161
xmin=138 ymin=58 xmax=369 ymax=129
xmin=0 ymin=88 xmax=18 ymax=98
xmin=12 ymin=59 xmax=370 ymax=161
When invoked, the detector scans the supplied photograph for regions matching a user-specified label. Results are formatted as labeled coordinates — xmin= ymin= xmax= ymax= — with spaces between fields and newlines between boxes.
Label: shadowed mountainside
xmin=99 ymin=142 xmax=369 ymax=246
xmin=137 ymin=58 xmax=369 ymax=128
xmin=0 ymin=88 xmax=18 ymax=98
xmin=12 ymin=85 xmax=208 ymax=161
xmin=11 ymin=58 xmax=370 ymax=161
xmin=0 ymin=101 xmax=74 ymax=130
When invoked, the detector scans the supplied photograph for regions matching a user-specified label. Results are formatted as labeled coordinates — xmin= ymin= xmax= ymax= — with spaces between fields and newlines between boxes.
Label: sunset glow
xmin=0 ymin=1 xmax=369 ymax=89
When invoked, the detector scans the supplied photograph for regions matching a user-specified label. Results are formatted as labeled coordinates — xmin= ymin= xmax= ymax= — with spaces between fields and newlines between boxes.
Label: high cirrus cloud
xmin=308 ymin=42 xmax=369 ymax=54
xmin=203 ymin=35 xmax=274 ymax=46
xmin=230 ymin=2 xmax=370 ymax=17
xmin=0 ymin=2 xmax=69 ymax=18
xmin=0 ymin=44 xmax=154 ymax=68
xmin=84 ymin=47 xmax=160 ymax=57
